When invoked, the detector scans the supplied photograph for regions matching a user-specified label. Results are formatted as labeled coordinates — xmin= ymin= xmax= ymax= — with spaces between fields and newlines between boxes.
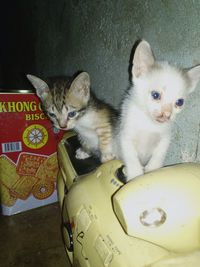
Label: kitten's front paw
xmin=125 ymin=167 xmax=144 ymax=182
xmin=75 ymin=148 xmax=90 ymax=160
xmin=145 ymin=162 xmax=162 ymax=173
xmin=101 ymin=152 xmax=115 ymax=163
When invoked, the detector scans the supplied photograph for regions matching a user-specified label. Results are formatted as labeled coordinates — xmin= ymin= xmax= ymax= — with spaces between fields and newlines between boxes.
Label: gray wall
xmin=1 ymin=0 xmax=200 ymax=164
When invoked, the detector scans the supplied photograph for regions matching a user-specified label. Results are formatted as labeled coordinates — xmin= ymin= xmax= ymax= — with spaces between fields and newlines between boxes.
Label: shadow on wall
xmin=0 ymin=2 xmax=36 ymax=90
xmin=128 ymin=39 xmax=142 ymax=83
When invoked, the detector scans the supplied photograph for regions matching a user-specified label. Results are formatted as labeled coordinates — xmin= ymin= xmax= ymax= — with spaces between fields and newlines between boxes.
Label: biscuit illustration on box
xmin=32 ymin=180 xmax=55 ymax=200
xmin=9 ymin=153 xmax=47 ymax=200
xmin=0 ymin=184 xmax=17 ymax=207
xmin=33 ymin=153 xmax=58 ymax=199
xmin=0 ymin=152 xmax=58 ymax=205
xmin=44 ymin=153 xmax=58 ymax=183
xmin=16 ymin=153 xmax=47 ymax=176
xmin=0 ymin=155 xmax=20 ymax=187
xmin=10 ymin=175 xmax=39 ymax=200
xmin=36 ymin=153 xmax=58 ymax=183
xmin=0 ymin=155 xmax=19 ymax=206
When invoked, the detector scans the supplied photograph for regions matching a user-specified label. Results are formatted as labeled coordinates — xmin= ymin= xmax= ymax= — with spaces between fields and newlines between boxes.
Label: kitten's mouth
xmin=155 ymin=115 xmax=170 ymax=123
xmin=59 ymin=126 xmax=68 ymax=130
xmin=154 ymin=110 xmax=171 ymax=123
xmin=57 ymin=123 xmax=68 ymax=130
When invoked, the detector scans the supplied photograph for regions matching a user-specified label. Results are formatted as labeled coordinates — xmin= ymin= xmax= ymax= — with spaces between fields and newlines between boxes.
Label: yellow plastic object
xmin=57 ymin=131 xmax=77 ymax=191
xmin=57 ymin=131 xmax=200 ymax=267
xmin=113 ymin=164 xmax=200 ymax=253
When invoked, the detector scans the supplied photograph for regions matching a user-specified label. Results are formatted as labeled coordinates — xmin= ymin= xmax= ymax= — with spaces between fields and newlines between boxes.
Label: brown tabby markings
xmin=27 ymin=72 xmax=118 ymax=163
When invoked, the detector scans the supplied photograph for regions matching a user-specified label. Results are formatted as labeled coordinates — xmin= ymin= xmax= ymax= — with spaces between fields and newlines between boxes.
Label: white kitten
xmin=117 ymin=40 xmax=200 ymax=181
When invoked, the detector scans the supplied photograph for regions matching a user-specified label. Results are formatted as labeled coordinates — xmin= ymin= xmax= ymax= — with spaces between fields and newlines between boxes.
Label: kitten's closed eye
xmin=175 ymin=98 xmax=184 ymax=107
xmin=48 ymin=112 xmax=56 ymax=118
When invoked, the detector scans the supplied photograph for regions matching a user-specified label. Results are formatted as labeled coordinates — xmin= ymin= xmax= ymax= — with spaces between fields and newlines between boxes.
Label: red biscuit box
xmin=0 ymin=91 xmax=64 ymax=215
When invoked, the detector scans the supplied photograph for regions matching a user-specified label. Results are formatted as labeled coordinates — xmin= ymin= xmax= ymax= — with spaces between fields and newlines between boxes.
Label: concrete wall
xmin=1 ymin=0 xmax=200 ymax=164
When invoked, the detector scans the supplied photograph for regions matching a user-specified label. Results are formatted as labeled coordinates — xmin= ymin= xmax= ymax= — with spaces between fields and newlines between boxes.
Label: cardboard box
xmin=0 ymin=91 xmax=64 ymax=215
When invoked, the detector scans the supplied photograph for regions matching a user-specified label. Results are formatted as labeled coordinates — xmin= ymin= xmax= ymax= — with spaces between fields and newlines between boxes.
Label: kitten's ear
xmin=69 ymin=72 xmax=90 ymax=103
xmin=186 ymin=65 xmax=200 ymax=94
xmin=132 ymin=40 xmax=155 ymax=78
xmin=26 ymin=74 xmax=50 ymax=101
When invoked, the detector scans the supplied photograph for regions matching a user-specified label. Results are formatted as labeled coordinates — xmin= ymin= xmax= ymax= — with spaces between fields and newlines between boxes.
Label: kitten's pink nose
xmin=156 ymin=110 xmax=171 ymax=123
xmin=59 ymin=119 xmax=68 ymax=128
xmin=156 ymin=104 xmax=172 ymax=122
xmin=163 ymin=111 xmax=171 ymax=119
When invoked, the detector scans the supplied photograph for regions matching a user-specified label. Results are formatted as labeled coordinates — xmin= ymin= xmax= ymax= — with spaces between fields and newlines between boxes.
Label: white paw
xmin=125 ymin=166 xmax=144 ymax=182
xmin=101 ymin=152 xmax=115 ymax=163
xmin=75 ymin=148 xmax=90 ymax=160
xmin=145 ymin=162 xmax=162 ymax=173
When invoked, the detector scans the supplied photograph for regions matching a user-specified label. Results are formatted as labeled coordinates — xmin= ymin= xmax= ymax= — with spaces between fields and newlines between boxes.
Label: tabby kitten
xmin=27 ymin=72 xmax=118 ymax=162
xmin=117 ymin=40 xmax=200 ymax=181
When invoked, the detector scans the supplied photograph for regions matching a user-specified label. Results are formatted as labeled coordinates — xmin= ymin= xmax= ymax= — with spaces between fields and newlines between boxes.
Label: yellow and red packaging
xmin=0 ymin=91 xmax=64 ymax=215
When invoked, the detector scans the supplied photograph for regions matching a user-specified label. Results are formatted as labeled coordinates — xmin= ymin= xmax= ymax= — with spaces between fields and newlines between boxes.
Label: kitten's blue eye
xmin=151 ymin=91 xmax=161 ymax=100
xmin=175 ymin=98 xmax=184 ymax=107
xmin=68 ymin=111 xmax=77 ymax=118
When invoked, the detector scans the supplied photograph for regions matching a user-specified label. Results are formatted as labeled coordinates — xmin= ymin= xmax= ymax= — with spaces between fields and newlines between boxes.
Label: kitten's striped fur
xmin=27 ymin=72 xmax=118 ymax=162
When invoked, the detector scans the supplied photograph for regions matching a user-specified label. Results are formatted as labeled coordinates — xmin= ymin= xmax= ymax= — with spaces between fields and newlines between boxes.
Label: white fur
xmin=117 ymin=40 xmax=200 ymax=182
xmin=75 ymin=148 xmax=90 ymax=159
xmin=118 ymin=92 xmax=171 ymax=180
